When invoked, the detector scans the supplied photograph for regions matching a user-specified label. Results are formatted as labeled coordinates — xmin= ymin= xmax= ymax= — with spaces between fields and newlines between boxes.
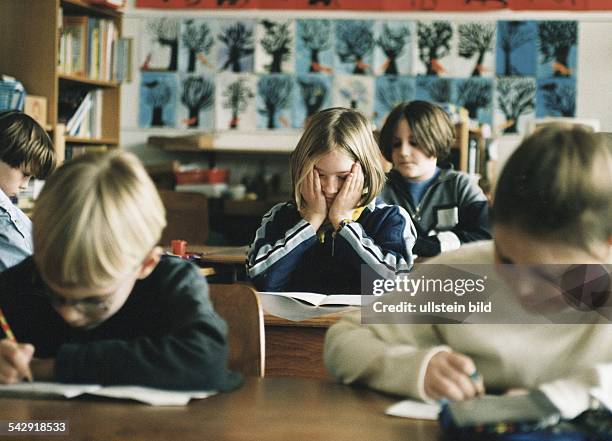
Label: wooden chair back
xmin=208 ymin=283 xmax=265 ymax=377
xmin=158 ymin=189 xmax=209 ymax=245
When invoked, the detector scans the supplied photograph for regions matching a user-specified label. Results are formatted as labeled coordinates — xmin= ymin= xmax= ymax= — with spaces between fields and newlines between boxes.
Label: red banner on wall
xmin=508 ymin=0 xmax=588 ymax=9
xmin=135 ymin=0 xmax=609 ymax=8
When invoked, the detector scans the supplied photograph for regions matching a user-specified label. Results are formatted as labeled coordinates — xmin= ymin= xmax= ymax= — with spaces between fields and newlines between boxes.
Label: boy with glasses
xmin=0 ymin=151 xmax=241 ymax=391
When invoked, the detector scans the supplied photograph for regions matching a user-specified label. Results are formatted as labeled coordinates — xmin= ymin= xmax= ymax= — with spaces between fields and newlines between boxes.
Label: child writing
xmin=325 ymin=125 xmax=612 ymax=418
xmin=378 ymin=101 xmax=491 ymax=257
xmin=0 ymin=151 xmax=240 ymax=391
xmin=0 ymin=110 xmax=56 ymax=271
xmin=247 ymin=107 xmax=416 ymax=294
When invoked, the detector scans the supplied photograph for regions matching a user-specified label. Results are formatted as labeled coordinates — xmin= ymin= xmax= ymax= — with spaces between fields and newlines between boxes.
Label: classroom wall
xmin=120 ymin=2 xmax=612 ymax=181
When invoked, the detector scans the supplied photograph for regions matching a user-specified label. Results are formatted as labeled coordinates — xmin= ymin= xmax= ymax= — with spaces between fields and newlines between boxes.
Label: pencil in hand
xmin=0 ymin=307 xmax=33 ymax=382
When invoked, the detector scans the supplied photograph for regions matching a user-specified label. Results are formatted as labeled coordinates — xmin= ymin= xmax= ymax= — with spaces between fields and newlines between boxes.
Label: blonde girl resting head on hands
xmin=247 ymin=107 xmax=416 ymax=294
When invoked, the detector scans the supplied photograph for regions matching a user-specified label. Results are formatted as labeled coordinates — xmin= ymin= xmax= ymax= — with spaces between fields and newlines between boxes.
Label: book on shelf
xmin=59 ymin=15 xmax=120 ymax=81
xmin=59 ymin=86 xmax=104 ymax=140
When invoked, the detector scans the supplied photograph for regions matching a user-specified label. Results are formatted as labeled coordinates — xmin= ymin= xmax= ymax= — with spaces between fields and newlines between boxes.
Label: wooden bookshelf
xmin=0 ymin=0 xmax=122 ymax=160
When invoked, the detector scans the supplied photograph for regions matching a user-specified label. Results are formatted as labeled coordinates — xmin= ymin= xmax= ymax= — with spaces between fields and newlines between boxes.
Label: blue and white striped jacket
xmin=246 ymin=200 xmax=416 ymax=294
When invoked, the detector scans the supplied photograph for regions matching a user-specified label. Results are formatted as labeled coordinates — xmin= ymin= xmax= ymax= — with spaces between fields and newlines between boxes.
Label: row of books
xmin=59 ymin=13 xmax=131 ymax=82
xmin=65 ymin=144 xmax=110 ymax=161
xmin=58 ymin=87 xmax=103 ymax=139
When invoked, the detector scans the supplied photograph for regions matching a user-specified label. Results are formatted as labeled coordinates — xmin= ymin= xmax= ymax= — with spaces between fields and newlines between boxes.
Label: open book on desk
xmin=0 ymin=382 xmax=216 ymax=406
xmin=257 ymin=291 xmax=362 ymax=321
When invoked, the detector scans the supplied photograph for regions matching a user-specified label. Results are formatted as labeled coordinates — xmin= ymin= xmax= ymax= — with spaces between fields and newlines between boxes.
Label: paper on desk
xmin=90 ymin=386 xmax=217 ymax=406
xmin=385 ymin=399 xmax=440 ymax=420
xmin=0 ymin=382 xmax=216 ymax=406
xmin=258 ymin=292 xmax=360 ymax=321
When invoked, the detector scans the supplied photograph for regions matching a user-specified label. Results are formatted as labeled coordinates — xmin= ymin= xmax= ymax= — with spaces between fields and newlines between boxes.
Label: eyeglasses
xmin=32 ymin=273 xmax=113 ymax=315
xmin=39 ymin=288 xmax=111 ymax=314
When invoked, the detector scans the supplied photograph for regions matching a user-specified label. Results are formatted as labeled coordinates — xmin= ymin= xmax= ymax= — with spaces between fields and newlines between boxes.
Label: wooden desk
xmin=264 ymin=312 xmax=353 ymax=379
xmin=167 ymin=245 xmax=248 ymax=282
xmin=0 ymin=378 xmax=440 ymax=441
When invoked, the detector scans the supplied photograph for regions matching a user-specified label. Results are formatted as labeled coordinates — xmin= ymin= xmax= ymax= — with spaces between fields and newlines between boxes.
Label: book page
xmin=258 ymin=293 xmax=359 ymax=321
xmin=385 ymin=400 xmax=440 ymax=420
xmin=258 ymin=291 xmax=328 ymax=306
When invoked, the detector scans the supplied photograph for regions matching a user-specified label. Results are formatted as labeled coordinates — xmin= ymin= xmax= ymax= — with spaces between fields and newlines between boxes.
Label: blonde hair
xmin=494 ymin=125 xmax=612 ymax=257
xmin=32 ymin=150 xmax=166 ymax=288
xmin=290 ymin=107 xmax=386 ymax=211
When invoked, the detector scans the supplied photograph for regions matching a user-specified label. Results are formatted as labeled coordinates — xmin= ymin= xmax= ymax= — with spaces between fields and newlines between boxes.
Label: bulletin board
xmin=137 ymin=17 xmax=578 ymax=135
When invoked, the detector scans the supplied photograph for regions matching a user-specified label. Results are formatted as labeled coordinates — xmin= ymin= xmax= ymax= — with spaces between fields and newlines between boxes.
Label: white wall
xmin=120 ymin=2 xmax=612 ymax=179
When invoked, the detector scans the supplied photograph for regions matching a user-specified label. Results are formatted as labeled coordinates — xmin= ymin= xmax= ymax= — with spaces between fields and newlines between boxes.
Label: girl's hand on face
xmin=424 ymin=351 xmax=485 ymax=402
xmin=300 ymin=169 xmax=327 ymax=231
xmin=329 ymin=163 xmax=364 ymax=230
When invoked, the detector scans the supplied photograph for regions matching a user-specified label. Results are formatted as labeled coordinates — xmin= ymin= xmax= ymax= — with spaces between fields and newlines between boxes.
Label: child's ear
xmin=137 ymin=246 xmax=163 ymax=280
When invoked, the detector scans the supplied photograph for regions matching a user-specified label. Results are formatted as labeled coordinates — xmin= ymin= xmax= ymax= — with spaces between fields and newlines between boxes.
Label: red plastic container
xmin=175 ymin=169 xmax=209 ymax=184
xmin=207 ymin=168 xmax=229 ymax=183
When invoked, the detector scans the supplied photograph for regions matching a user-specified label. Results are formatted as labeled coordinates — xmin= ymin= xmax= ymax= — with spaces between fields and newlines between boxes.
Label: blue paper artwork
xmin=415 ymin=77 xmax=454 ymax=104
xmin=178 ymin=19 xmax=217 ymax=74
xmin=139 ymin=71 xmax=178 ymax=128
xmin=334 ymin=20 xmax=375 ymax=75
xmin=415 ymin=21 xmax=454 ymax=77
xmin=217 ymin=19 xmax=255 ymax=74
xmin=496 ymin=21 xmax=537 ymax=77
xmin=293 ymin=74 xmax=332 ymax=128
xmin=256 ymin=74 xmax=293 ymax=130
xmin=177 ymin=74 xmax=215 ymax=129
xmin=373 ymin=21 xmax=414 ymax=76
xmin=454 ymin=78 xmax=493 ymax=125
xmin=495 ymin=76 xmax=536 ymax=134
xmin=333 ymin=75 xmax=375 ymax=119
xmin=295 ymin=20 xmax=334 ymax=75
xmin=374 ymin=76 xmax=415 ymax=128
xmin=255 ymin=19 xmax=295 ymax=74
xmin=536 ymin=77 xmax=576 ymax=117
xmin=536 ymin=21 xmax=577 ymax=79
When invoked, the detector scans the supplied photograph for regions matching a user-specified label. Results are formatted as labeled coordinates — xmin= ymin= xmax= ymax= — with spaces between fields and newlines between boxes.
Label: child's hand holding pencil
xmin=0 ymin=307 xmax=34 ymax=383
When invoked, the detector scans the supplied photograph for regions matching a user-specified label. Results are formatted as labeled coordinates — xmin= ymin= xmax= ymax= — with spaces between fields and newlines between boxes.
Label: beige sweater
xmin=324 ymin=241 xmax=612 ymax=418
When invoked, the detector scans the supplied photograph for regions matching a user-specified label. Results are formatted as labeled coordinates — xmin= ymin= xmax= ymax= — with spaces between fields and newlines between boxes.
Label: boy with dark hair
xmin=0 ymin=110 xmax=56 ymax=271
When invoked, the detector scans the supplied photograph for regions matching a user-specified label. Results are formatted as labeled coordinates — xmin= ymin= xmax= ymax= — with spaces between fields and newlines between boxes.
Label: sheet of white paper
xmin=0 ymin=382 xmax=101 ymax=399
xmin=258 ymin=294 xmax=359 ymax=321
xmin=591 ymin=387 xmax=612 ymax=412
xmin=385 ymin=399 xmax=440 ymax=420
xmin=90 ymin=386 xmax=217 ymax=406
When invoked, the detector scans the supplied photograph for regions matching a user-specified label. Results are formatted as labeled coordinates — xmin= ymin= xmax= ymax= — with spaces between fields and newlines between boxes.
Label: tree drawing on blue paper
xmin=376 ymin=77 xmax=414 ymax=114
xmin=218 ymin=22 xmax=254 ymax=73
xmin=258 ymin=76 xmax=292 ymax=129
xmin=456 ymin=79 xmax=492 ymax=120
xmin=298 ymin=77 xmax=328 ymax=118
xmin=182 ymin=20 xmax=214 ymax=73
xmin=223 ymin=78 xmax=254 ymax=129
xmin=539 ymin=81 xmax=575 ymax=117
xmin=538 ymin=21 xmax=577 ymax=77
xmin=458 ymin=23 xmax=495 ymax=77
xmin=336 ymin=21 xmax=374 ymax=75
xmin=180 ymin=77 xmax=214 ymax=128
xmin=497 ymin=77 xmax=535 ymax=134
xmin=143 ymin=80 xmax=172 ymax=127
xmin=498 ymin=21 xmax=535 ymax=76
xmin=417 ymin=21 xmax=453 ymax=76
xmin=260 ymin=20 xmax=292 ymax=74
xmin=339 ymin=80 xmax=369 ymax=110
xmin=416 ymin=77 xmax=452 ymax=103
xmin=376 ymin=24 xmax=410 ymax=76
xmin=298 ymin=20 xmax=332 ymax=73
